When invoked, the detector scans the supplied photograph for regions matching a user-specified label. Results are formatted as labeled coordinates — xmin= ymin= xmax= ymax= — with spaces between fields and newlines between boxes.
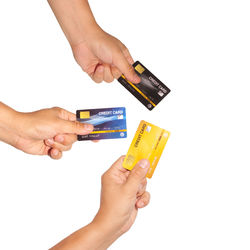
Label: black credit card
xmin=118 ymin=61 xmax=171 ymax=110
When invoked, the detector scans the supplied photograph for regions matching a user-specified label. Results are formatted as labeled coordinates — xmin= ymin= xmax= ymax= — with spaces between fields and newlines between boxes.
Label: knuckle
xmin=81 ymin=65 xmax=89 ymax=74
xmin=122 ymin=46 xmax=129 ymax=54
xmin=52 ymin=107 xmax=66 ymax=118
xmin=141 ymin=178 xmax=147 ymax=187
xmin=74 ymin=121 xmax=83 ymax=130
xmin=132 ymin=167 xmax=144 ymax=179
xmin=127 ymin=65 xmax=135 ymax=74
xmin=111 ymin=69 xmax=121 ymax=78
xmin=51 ymin=106 xmax=61 ymax=112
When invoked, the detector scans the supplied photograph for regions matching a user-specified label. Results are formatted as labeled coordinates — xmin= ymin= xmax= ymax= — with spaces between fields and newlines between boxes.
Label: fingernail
xmin=56 ymin=135 xmax=64 ymax=143
xmin=134 ymin=75 xmax=141 ymax=83
xmin=47 ymin=139 xmax=54 ymax=146
xmin=83 ymin=123 xmax=93 ymax=131
xmin=138 ymin=159 xmax=149 ymax=169
xmin=97 ymin=66 xmax=104 ymax=73
xmin=53 ymin=149 xmax=59 ymax=156
xmin=138 ymin=200 xmax=145 ymax=207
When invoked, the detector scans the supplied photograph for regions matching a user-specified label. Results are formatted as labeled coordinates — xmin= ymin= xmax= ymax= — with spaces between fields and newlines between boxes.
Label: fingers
xmin=45 ymin=138 xmax=72 ymax=152
xmin=59 ymin=120 xmax=93 ymax=135
xmin=121 ymin=46 xmax=134 ymax=65
xmin=111 ymin=66 xmax=122 ymax=79
xmin=103 ymin=64 xmax=114 ymax=83
xmin=109 ymin=155 xmax=129 ymax=173
xmin=137 ymin=178 xmax=147 ymax=197
xmin=49 ymin=148 xmax=62 ymax=160
xmin=45 ymin=134 xmax=76 ymax=160
xmin=136 ymin=191 xmax=151 ymax=209
xmin=92 ymin=64 xmax=118 ymax=83
xmin=124 ymin=159 xmax=150 ymax=194
xmin=113 ymin=51 xmax=140 ymax=84
xmin=53 ymin=107 xmax=76 ymax=122
xmin=54 ymin=134 xmax=77 ymax=146
xmin=92 ymin=65 xmax=104 ymax=83
xmin=51 ymin=107 xmax=93 ymax=135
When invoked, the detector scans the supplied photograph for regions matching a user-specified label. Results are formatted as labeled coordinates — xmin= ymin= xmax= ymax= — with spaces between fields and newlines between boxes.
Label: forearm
xmin=48 ymin=0 xmax=101 ymax=47
xmin=0 ymin=102 xmax=20 ymax=146
xmin=50 ymin=220 xmax=119 ymax=250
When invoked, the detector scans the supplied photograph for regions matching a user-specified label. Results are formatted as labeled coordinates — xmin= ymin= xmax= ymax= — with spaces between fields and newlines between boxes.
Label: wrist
xmin=88 ymin=219 xmax=121 ymax=250
xmin=0 ymin=102 xmax=21 ymax=146
xmin=48 ymin=0 xmax=102 ymax=47
xmin=51 ymin=220 xmax=120 ymax=250
xmin=92 ymin=210 xmax=125 ymax=243
xmin=70 ymin=22 xmax=104 ymax=49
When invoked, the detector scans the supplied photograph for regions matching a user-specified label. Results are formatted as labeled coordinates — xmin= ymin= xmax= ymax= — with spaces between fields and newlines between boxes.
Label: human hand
xmin=50 ymin=156 xmax=150 ymax=250
xmin=48 ymin=0 xmax=140 ymax=84
xmin=94 ymin=156 xmax=151 ymax=237
xmin=0 ymin=105 xmax=93 ymax=159
xmin=72 ymin=29 xmax=141 ymax=84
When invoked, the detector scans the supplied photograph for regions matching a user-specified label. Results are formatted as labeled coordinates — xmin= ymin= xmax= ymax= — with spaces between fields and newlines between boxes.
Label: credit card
xmin=76 ymin=107 xmax=127 ymax=140
xmin=118 ymin=61 xmax=171 ymax=110
xmin=123 ymin=120 xmax=170 ymax=178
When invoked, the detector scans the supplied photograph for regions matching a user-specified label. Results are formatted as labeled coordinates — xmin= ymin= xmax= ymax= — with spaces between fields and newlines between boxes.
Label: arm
xmin=48 ymin=0 xmax=140 ymax=84
xmin=0 ymin=102 xmax=21 ymax=146
xmin=51 ymin=157 xmax=151 ymax=250
xmin=0 ymin=102 xmax=93 ymax=159
xmin=50 ymin=222 xmax=118 ymax=250
xmin=47 ymin=0 xmax=97 ymax=46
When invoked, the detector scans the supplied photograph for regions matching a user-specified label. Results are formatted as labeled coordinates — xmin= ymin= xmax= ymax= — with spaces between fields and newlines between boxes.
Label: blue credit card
xmin=76 ymin=107 xmax=127 ymax=140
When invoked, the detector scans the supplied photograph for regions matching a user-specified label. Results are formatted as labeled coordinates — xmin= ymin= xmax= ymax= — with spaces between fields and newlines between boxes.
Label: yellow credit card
xmin=123 ymin=120 xmax=170 ymax=178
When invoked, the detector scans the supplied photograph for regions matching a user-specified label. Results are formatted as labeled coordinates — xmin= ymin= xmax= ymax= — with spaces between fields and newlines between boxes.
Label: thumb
xmin=59 ymin=120 xmax=94 ymax=135
xmin=125 ymin=159 xmax=150 ymax=194
xmin=113 ymin=52 xmax=141 ymax=84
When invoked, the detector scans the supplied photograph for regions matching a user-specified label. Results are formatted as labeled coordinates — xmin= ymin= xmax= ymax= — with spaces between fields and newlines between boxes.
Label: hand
xmin=48 ymin=0 xmax=140 ymax=84
xmin=0 ymin=104 xmax=93 ymax=159
xmin=51 ymin=156 xmax=151 ymax=250
xmin=94 ymin=156 xmax=151 ymax=236
xmin=72 ymin=29 xmax=141 ymax=84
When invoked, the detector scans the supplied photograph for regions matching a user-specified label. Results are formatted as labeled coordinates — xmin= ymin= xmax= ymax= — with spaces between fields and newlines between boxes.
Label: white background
xmin=0 ymin=0 xmax=250 ymax=249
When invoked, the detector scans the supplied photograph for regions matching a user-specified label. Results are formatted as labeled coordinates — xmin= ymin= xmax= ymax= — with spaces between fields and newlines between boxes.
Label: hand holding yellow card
xmin=123 ymin=120 xmax=170 ymax=178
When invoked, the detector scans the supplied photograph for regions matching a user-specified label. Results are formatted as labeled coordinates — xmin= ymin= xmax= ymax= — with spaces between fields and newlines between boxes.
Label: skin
xmin=1 ymin=1 xmax=147 ymax=248
xmin=0 ymin=104 xmax=151 ymax=249
xmin=51 ymin=156 xmax=151 ymax=250
xmin=0 ymin=102 xmax=93 ymax=159
xmin=48 ymin=0 xmax=141 ymax=84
